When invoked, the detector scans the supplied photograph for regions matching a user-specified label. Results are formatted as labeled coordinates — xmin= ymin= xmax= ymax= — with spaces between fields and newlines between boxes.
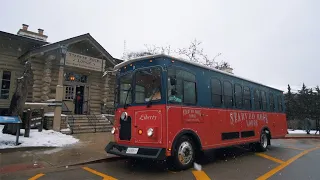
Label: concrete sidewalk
xmin=0 ymin=132 xmax=116 ymax=174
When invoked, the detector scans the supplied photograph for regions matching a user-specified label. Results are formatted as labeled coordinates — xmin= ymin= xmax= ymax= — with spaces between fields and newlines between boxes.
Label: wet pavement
xmin=1 ymin=138 xmax=320 ymax=180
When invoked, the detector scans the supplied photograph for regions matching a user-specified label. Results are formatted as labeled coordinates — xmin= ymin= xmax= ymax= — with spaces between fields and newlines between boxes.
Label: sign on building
xmin=65 ymin=52 xmax=105 ymax=72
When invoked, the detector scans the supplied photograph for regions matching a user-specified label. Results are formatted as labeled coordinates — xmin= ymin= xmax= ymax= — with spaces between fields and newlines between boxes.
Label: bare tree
xmin=124 ymin=39 xmax=233 ymax=73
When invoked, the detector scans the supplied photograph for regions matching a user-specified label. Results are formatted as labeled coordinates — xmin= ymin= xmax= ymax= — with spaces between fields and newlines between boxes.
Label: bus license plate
xmin=126 ymin=147 xmax=139 ymax=154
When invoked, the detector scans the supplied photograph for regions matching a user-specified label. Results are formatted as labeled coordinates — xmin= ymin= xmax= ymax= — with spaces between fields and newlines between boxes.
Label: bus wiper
xmin=124 ymin=86 xmax=132 ymax=109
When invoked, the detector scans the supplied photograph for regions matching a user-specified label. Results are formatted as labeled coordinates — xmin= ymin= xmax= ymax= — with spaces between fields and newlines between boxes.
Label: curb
xmin=61 ymin=156 xmax=126 ymax=167
xmin=0 ymin=146 xmax=55 ymax=153
xmin=283 ymin=136 xmax=320 ymax=139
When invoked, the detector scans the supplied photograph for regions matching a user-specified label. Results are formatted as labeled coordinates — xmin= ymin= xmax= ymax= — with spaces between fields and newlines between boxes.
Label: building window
xmin=269 ymin=93 xmax=275 ymax=112
xmin=234 ymin=84 xmax=243 ymax=108
xmin=223 ymin=81 xmax=233 ymax=108
xmin=261 ymin=90 xmax=267 ymax=111
xmin=168 ymin=67 xmax=196 ymax=104
xmin=211 ymin=78 xmax=222 ymax=107
xmin=64 ymin=86 xmax=75 ymax=100
xmin=254 ymin=89 xmax=261 ymax=110
xmin=65 ymin=72 xmax=87 ymax=83
xmin=0 ymin=71 xmax=11 ymax=99
xmin=243 ymin=86 xmax=251 ymax=110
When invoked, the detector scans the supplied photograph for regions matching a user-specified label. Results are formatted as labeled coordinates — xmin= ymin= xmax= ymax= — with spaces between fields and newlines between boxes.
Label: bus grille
xmin=119 ymin=116 xmax=131 ymax=140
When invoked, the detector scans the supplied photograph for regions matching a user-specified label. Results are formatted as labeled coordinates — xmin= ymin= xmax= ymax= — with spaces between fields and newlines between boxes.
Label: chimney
xmin=17 ymin=24 xmax=48 ymax=42
xmin=22 ymin=24 xmax=29 ymax=30
xmin=38 ymin=29 xmax=44 ymax=35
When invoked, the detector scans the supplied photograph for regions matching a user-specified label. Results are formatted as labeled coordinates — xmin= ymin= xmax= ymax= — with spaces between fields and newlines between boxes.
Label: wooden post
xmin=39 ymin=108 xmax=44 ymax=132
xmin=24 ymin=109 xmax=32 ymax=137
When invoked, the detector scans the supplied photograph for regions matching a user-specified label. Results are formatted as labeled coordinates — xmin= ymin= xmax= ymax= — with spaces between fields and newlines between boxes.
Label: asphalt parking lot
xmin=2 ymin=138 xmax=320 ymax=180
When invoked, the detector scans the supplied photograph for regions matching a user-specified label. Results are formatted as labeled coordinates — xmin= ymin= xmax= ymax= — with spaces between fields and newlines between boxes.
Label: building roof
xmin=114 ymin=54 xmax=283 ymax=92
xmin=19 ymin=33 xmax=117 ymax=66
xmin=0 ymin=30 xmax=49 ymax=46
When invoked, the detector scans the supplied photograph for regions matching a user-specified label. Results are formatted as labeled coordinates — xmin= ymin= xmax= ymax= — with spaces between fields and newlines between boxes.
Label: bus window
xmin=223 ymin=81 xmax=233 ymax=108
xmin=278 ymin=95 xmax=283 ymax=112
xmin=234 ymin=84 xmax=243 ymax=109
xmin=261 ymin=91 xmax=267 ymax=111
xmin=269 ymin=93 xmax=275 ymax=112
xmin=211 ymin=78 xmax=222 ymax=107
xmin=254 ymin=89 xmax=261 ymax=110
xmin=243 ymin=86 xmax=251 ymax=110
xmin=168 ymin=67 xmax=196 ymax=104
xmin=135 ymin=67 xmax=162 ymax=103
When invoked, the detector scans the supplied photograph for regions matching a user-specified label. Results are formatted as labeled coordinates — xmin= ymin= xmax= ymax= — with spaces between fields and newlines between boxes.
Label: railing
xmin=87 ymin=112 xmax=98 ymax=133
xmin=62 ymin=102 xmax=75 ymax=134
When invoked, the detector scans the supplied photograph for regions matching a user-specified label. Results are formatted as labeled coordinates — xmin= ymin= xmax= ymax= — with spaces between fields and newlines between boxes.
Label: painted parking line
xmin=192 ymin=170 xmax=211 ymax=180
xmin=28 ymin=173 xmax=45 ymax=180
xmin=256 ymin=146 xmax=320 ymax=180
xmin=255 ymin=153 xmax=285 ymax=164
xmin=82 ymin=166 xmax=117 ymax=180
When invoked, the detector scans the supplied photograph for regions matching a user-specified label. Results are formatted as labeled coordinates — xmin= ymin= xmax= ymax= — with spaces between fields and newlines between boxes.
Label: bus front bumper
xmin=105 ymin=142 xmax=167 ymax=160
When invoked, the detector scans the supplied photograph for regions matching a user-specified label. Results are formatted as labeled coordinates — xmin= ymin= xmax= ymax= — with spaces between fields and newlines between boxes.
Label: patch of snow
xmin=288 ymin=129 xmax=319 ymax=135
xmin=41 ymin=147 xmax=64 ymax=154
xmin=44 ymin=112 xmax=67 ymax=117
xmin=60 ymin=128 xmax=71 ymax=132
xmin=0 ymin=125 xmax=79 ymax=149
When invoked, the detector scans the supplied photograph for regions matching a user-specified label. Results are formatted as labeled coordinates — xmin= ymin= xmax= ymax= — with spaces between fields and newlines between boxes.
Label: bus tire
xmin=254 ymin=131 xmax=269 ymax=152
xmin=171 ymin=135 xmax=196 ymax=170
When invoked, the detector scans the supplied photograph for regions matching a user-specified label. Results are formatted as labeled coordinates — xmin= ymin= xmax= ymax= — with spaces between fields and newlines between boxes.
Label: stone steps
xmin=61 ymin=114 xmax=113 ymax=134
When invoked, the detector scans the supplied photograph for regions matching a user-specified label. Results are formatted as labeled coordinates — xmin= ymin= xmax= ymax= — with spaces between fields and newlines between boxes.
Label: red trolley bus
xmin=105 ymin=54 xmax=287 ymax=170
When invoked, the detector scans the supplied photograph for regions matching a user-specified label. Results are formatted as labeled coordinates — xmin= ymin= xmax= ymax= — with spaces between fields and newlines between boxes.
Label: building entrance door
xmin=74 ymin=86 xmax=84 ymax=114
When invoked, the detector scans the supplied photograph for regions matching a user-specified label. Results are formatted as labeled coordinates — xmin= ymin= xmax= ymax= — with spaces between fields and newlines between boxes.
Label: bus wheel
xmin=254 ymin=131 xmax=269 ymax=152
xmin=172 ymin=135 xmax=196 ymax=170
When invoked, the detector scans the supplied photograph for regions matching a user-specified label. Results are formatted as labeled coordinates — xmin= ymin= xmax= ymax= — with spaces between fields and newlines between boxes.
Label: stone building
xmin=0 ymin=24 xmax=121 ymax=133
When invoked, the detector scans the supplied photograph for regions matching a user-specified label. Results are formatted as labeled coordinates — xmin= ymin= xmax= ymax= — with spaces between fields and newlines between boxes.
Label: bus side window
xmin=278 ymin=95 xmax=283 ymax=112
xmin=269 ymin=93 xmax=275 ymax=112
xmin=254 ymin=89 xmax=261 ymax=110
xmin=168 ymin=67 xmax=196 ymax=104
xmin=234 ymin=84 xmax=243 ymax=109
xmin=261 ymin=91 xmax=267 ymax=111
xmin=243 ymin=86 xmax=251 ymax=110
xmin=211 ymin=78 xmax=222 ymax=107
xmin=223 ymin=81 xmax=233 ymax=108
xmin=274 ymin=95 xmax=278 ymax=112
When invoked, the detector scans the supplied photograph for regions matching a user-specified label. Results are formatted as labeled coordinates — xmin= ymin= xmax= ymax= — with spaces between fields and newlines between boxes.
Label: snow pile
xmin=288 ymin=129 xmax=319 ymax=135
xmin=0 ymin=125 xmax=79 ymax=149
xmin=44 ymin=112 xmax=67 ymax=117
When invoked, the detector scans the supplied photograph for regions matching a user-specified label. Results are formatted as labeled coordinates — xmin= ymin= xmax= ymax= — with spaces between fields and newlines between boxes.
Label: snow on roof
xmin=114 ymin=54 xmax=283 ymax=92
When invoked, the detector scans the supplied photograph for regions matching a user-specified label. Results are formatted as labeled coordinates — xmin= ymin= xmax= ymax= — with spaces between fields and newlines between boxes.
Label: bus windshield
xmin=117 ymin=67 xmax=162 ymax=107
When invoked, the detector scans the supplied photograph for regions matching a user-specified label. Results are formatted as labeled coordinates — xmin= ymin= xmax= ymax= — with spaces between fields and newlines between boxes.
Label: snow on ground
xmin=288 ymin=129 xmax=319 ymax=135
xmin=44 ymin=112 xmax=67 ymax=117
xmin=0 ymin=125 xmax=79 ymax=149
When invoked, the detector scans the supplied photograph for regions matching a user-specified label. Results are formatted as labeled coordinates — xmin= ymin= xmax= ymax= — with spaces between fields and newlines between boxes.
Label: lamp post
xmin=53 ymin=45 xmax=68 ymax=131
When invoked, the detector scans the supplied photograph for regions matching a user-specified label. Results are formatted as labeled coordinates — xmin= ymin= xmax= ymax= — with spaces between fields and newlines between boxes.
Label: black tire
xmin=254 ymin=131 xmax=269 ymax=152
xmin=170 ymin=135 xmax=196 ymax=170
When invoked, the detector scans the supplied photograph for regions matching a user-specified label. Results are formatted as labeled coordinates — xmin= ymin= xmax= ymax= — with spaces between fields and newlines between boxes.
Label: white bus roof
xmin=114 ymin=54 xmax=283 ymax=92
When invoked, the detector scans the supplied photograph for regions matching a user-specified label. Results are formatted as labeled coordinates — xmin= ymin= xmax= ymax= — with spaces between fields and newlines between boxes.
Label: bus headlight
xmin=120 ymin=112 xmax=128 ymax=121
xmin=111 ymin=127 xmax=116 ymax=134
xmin=147 ymin=128 xmax=154 ymax=137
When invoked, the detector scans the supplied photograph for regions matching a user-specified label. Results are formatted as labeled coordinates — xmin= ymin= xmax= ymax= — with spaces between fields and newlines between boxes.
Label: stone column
xmin=41 ymin=56 xmax=53 ymax=101
xmin=53 ymin=47 xmax=67 ymax=131
xmin=102 ymin=69 xmax=116 ymax=114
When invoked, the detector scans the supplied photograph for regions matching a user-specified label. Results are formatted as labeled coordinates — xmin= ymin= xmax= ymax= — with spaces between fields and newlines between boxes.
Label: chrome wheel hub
xmin=178 ymin=141 xmax=193 ymax=165
xmin=261 ymin=134 xmax=268 ymax=148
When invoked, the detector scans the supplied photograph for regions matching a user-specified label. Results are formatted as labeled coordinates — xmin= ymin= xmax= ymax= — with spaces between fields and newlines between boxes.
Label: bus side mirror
xmin=170 ymin=77 xmax=176 ymax=85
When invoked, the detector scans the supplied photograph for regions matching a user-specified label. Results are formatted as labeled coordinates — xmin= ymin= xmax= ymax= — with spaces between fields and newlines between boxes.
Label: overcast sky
xmin=1 ymin=0 xmax=319 ymax=92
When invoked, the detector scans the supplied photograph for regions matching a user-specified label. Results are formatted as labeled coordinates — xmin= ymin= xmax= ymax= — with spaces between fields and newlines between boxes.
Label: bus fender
xmin=260 ymin=126 xmax=271 ymax=145
xmin=171 ymin=130 xmax=203 ymax=155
